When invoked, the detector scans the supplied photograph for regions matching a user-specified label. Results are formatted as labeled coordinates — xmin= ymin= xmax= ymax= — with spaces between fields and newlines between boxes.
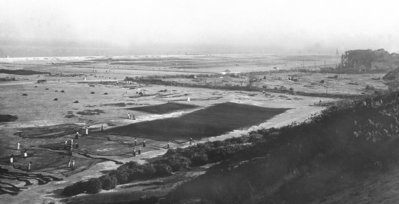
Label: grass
xmin=127 ymin=102 xmax=198 ymax=114
xmin=16 ymin=123 xmax=81 ymax=138
xmin=108 ymin=102 xmax=288 ymax=140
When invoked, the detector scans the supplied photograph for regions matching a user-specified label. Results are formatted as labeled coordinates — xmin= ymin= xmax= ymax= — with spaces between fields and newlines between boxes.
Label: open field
xmin=145 ymin=71 xmax=387 ymax=97
xmin=0 ymin=54 xmax=390 ymax=204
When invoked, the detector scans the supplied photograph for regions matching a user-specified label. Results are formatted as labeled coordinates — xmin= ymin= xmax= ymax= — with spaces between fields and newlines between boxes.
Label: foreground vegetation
xmin=61 ymin=134 xmax=261 ymax=196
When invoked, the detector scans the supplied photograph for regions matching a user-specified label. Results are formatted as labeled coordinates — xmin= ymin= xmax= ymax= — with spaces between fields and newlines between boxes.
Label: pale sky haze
xmin=1 ymin=0 xmax=399 ymax=56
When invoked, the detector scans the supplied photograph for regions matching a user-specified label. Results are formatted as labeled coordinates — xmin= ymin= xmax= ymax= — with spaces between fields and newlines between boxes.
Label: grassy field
xmin=108 ymin=102 xmax=288 ymax=140
xmin=127 ymin=102 xmax=198 ymax=114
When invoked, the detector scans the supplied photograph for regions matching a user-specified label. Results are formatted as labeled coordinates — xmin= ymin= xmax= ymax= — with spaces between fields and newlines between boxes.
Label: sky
xmin=1 ymin=0 xmax=399 ymax=56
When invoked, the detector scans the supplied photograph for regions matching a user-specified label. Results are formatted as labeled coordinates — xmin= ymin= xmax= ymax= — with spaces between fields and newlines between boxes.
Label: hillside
xmin=383 ymin=67 xmax=399 ymax=91
xmin=162 ymin=91 xmax=399 ymax=204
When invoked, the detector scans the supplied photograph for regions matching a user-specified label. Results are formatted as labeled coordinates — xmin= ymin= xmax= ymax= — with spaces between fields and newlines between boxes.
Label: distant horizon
xmin=0 ymin=41 xmax=396 ymax=58
xmin=0 ymin=50 xmax=342 ymax=59
xmin=1 ymin=0 xmax=399 ymax=58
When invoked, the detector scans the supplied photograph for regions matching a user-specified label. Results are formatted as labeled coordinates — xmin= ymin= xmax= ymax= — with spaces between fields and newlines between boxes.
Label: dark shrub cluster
xmin=86 ymin=178 xmax=102 ymax=194
xmin=99 ymin=174 xmax=117 ymax=190
xmin=62 ymin=133 xmax=257 ymax=196
xmin=61 ymin=181 xmax=88 ymax=196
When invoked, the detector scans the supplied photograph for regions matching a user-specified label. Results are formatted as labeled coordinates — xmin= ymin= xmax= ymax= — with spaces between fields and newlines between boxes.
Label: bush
xmin=226 ymin=137 xmax=247 ymax=144
xmin=142 ymin=164 xmax=156 ymax=177
xmin=212 ymin=141 xmax=224 ymax=147
xmin=86 ymin=178 xmax=102 ymax=194
xmin=115 ymin=168 xmax=130 ymax=184
xmin=62 ymin=181 xmax=88 ymax=196
xmin=99 ymin=175 xmax=117 ymax=190
xmin=154 ymin=163 xmax=173 ymax=176
xmin=207 ymin=145 xmax=244 ymax=162
xmin=191 ymin=152 xmax=209 ymax=166
xmin=158 ymin=155 xmax=191 ymax=171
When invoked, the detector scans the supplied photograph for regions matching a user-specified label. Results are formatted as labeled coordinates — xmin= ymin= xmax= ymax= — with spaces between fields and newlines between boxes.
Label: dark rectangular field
xmin=108 ymin=102 xmax=288 ymax=141
xmin=127 ymin=102 xmax=198 ymax=114
xmin=0 ymin=69 xmax=49 ymax=75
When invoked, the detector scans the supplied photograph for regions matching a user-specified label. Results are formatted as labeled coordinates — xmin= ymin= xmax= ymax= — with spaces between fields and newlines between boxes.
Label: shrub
xmin=154 ymin=163 xmax=173 ymax=176
xmin=191 ymin=152 xmax=209 ymax=166
xmin=164 ymin=148 xmax=178 ymax=156
xmin=99 ymin=175 xmax=117 ymax=190
xmin=158 ymin=155 xmax=191 ymax=171
xmin=142 ymin=164 xmax=156 ymax=177
xmin=225 ymin=137 xmax=247 ymax=145
xmin=115 ymin=168 xmax=130 ymax=184
xmin=86 ymin=178 xmax=102 ymax=194
xmin=212 ymin=141 xmax=224 ymax=147
xmin=207 ymin=145 xmax=243 ymax=162
xmin=62 ymin=181 xmax=88 ymax=196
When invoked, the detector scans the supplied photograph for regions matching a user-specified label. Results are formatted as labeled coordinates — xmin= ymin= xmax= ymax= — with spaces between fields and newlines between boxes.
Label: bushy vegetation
xmin=86 ymin=178 xmax=102 ymax=194
xmin=62 ymin=181 xmax=88 ymax=196
xmin=61 ymin=135 xmax=255 ymax=196
xmin=99 ymin=174 xmax=117 ymax=190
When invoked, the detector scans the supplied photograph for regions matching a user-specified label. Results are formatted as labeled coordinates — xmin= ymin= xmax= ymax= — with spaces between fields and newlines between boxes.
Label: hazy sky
xmin=1 ymin=0 xmax=399 ymax=55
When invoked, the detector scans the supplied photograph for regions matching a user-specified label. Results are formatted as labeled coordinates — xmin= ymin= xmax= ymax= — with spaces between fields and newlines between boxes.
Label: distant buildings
xmin=337 ymin=49 xmax=399 ymax=72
